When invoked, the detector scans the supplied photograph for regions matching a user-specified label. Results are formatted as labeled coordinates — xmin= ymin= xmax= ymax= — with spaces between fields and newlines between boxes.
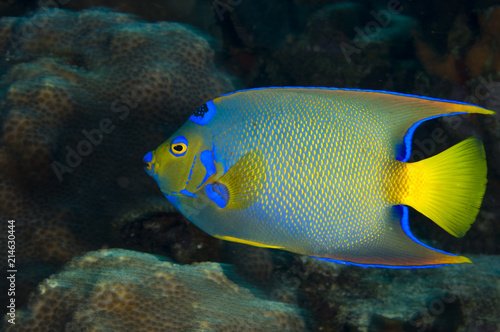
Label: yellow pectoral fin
xmin=216 ymin=151 xmax=266 ymax=210
xmin=214 ymin=235 xmax=284 ymax=249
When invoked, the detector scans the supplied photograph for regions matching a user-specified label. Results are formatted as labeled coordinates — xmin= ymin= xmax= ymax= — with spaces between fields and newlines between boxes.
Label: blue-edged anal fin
xmin=358 ymin=91 xmax=495 ymax=162
xmin=315 ymin=206 xmax=471 ymax=268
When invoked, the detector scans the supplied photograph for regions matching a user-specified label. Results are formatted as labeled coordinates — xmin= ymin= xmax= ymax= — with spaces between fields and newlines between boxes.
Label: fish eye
xmin=171 ymin=143 xmax=187 ymax=154
xmin=170 ymin=136 xmax=188 ymax=157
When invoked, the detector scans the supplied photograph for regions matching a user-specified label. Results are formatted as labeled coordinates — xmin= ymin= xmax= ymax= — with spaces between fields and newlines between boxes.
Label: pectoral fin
xmin=205 ymin=151 xmax=266 ymax=210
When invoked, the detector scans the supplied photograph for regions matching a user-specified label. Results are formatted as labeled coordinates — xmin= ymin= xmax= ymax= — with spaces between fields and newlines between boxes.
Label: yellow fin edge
xmin=218 ymin=151 xmax=266 ymax=210
xmin=456 ymin=103 xmax=495 ymax=115
xmin=457 ymin=256 xmax=472 ymax=264
xmin=214 ymin=235 xmax=284 ymax=249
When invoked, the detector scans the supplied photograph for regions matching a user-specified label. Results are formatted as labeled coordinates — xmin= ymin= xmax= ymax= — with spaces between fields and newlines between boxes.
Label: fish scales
xmin=209 ymin=89 xmax=388 ymax=255
xmin=144 ymin=87 xmax=494 ymax=268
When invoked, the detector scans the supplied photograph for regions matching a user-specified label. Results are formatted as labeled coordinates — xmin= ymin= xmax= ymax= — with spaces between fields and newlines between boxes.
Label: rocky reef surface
xmin=5 ymin=249 xmax=307 ymax=332
xmin=5 ymin=249 xmax=499 ymax=331
xmin=298 ymin=254 xmax=500 ymax=331
xmin=0 ymin=7 xmax=233 ymax=311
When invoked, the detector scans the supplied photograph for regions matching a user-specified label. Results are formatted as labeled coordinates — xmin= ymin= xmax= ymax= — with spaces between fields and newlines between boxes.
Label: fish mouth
xmin=143 ymin=151 xmax=154 ymax=176
xmin=143 ymin=162 xmax=157 ymax=181
xmin=143 ymin=151 xmax=199 ymax=198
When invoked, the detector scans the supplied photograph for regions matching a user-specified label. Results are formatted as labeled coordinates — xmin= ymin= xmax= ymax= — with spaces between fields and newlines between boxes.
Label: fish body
xmin=144 ymin=87 xmax=494 ymax=268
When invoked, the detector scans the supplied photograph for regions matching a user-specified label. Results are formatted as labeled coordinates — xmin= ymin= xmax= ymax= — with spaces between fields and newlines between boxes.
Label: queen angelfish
xmin=143 ymin=87 xmax=494 ymax=268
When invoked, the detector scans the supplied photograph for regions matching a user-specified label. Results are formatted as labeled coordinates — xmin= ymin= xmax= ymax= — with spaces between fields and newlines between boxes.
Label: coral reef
xmin=0 ymin=7 xmax=233 ymax=309
xmin=215 ymin=1 xmax=418 ymax=90
xmin=291 ymin=255 xmax=500 ymax=332
xmin=112 ymin=204 xmax=223 ymax=264
xmin=222 ymin=242 xmax=275 ymax=286
xmin=4 ymin=249 xmax=308 ymax=332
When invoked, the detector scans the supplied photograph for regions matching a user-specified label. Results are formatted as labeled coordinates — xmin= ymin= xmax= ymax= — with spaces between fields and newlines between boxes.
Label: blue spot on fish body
xmin=187 ymin=155 xmax=196 ymax=184
xmin=189 ymin=100 xmax=216 ymax=126
xmin=205 ymin=182 xmax=229 ymax=208
xmin=180 ymin=188 xmax=198 ymax=198
xmin=197 ymin=149 xmax=216 ymax=189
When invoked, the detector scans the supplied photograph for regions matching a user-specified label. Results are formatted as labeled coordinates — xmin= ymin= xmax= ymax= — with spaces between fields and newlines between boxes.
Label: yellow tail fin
xmin=402 ymin=138 xmax=487 ymax=237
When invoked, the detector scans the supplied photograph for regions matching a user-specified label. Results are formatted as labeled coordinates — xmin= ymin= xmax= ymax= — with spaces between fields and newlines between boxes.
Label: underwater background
xmin=0 ymin=0 xmax=499 ymax=331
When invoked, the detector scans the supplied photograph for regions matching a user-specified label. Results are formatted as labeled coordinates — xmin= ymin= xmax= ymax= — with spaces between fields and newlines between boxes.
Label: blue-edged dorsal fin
xmin=313 ymin=206 xmax=471 ymax=268
xmin=215 ymin=87 xmax=494 ymax=162
xmin=334 ymin=90 xmax=494 ymax=162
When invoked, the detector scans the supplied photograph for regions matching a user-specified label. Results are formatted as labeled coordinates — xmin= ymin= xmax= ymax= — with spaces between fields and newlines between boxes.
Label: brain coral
xmin=0 ymin=7 xmax=233 ymax=308
xmin=5 ymin=249 xmax=307 ymax=331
